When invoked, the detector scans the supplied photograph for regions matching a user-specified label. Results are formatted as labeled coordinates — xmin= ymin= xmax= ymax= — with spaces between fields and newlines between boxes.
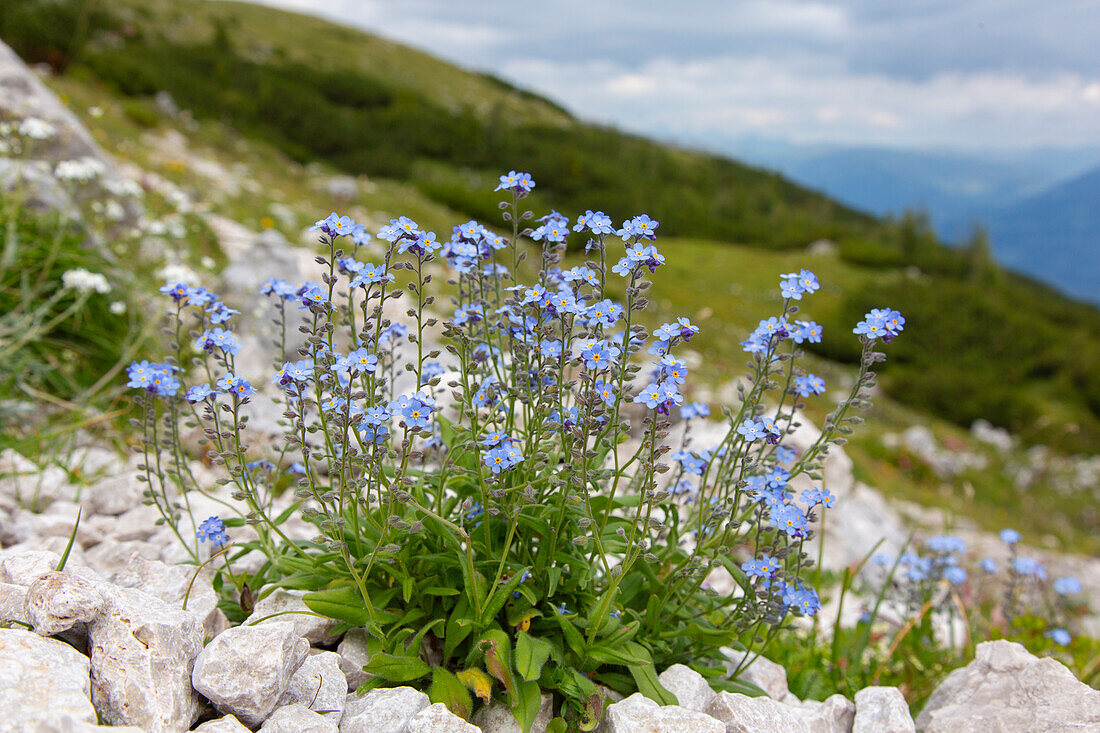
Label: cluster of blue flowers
xmin=196 ymin=516 xmax=229 ymax=547
xmin=126 ymin=360 xmax=180 ymax=397
xmin=854 ymin=307 xmax=906 ymax=343
xmin=129 ymin=282 xmax=258 ymax=406
xmin=872 ymin=527 xmax=1085 ymax=646
xmin=482 ymin=432 xmax=525 ymax=474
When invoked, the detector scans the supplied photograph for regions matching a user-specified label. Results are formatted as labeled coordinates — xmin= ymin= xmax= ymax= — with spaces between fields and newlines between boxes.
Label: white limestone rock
xmin=191 ymin=715 xmax=251 ymax=732
xmin=852 ymin=687 xmax=914 ymax=733
xmin=88 ymin=586 xmax=204 ymax=731
xmin=83 ymin=474 xmax=145 ymax=516
xmin=84 ymin=538 xmax=161 ymax=577
xmin=405 ymin=702 xmax=481 ymax=733
xmin=109 ymin=555 xmax=224 ymax=639
xmin=24 ymin=570 xmax=106 ymax=636
xmin=599 ymin=692 xmax=724 ymax=733
xmin=790 ymin=695 xmax=856 ymax=733
xmin=721 ymin=649 xmax=790 ymax=699
xmin=192 ymin=621 xmax=310 ymax=727
xmin=277 ymin=650 xmax=348 ymax=723
xmin=916 ymin=640 xmax=1100 ymax=732
xmin=340 ymin=687 xmax=430 ymax=733
xmin=0 ymin=627 xmax=97 ymax=729
xmin=657 ymin=664 xmax=717 ymax=713
xmin=108 ymin=504 xmax=164 ymax=542
xmin=259 ymin=704 xmax=339 ymax=733
xmin=0 ymin=548 xmax=101 ymax=585
xmin=244 ymin=588 xmax=340 ymax=645
xmin=0 ymin=464 xmax=72 ymax=511
xmin=471 ymin=694 xmax=554 ymax=733
xmin=337 ymin=627 xmax=375 ymax=691
xmin=0 ymin=580 xmax=29 ymax=624
xmin=705 ymin=692 xmax=810 ymax=733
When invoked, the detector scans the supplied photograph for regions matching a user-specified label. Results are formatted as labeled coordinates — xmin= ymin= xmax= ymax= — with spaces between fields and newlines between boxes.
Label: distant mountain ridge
xmin=716 ymin=139 xmax=1100 ymax=302
xmin=975 ymin=165 xmax=1100 ymax=303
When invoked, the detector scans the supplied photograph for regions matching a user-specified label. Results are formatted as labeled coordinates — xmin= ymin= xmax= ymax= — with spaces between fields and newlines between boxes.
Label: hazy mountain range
xmin=711 ymin=138 xmax=1100 ymax=303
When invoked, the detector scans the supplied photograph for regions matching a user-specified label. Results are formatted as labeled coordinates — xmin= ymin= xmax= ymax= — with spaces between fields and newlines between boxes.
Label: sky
xmin=256 ymin=0 xmax=1100 ymax=154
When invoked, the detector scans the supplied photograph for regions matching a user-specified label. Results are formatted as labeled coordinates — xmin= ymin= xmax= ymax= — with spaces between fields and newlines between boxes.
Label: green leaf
xmin=551 ymin=609 xmax=586 ymax=660
xmin=547 ymin=567 xmax=562 ymax=597
xmin=444 ymin=596 xmax=475 ymax=660
xmin=407 ymin=618 xmax=445 ymax=660
xmin=585 ymin=642 xmax=648 ymax=667
xmin=510 ymin=678 xmax=542 ymax=733
xmin=355 ymin=676 xmax=387 ymax=695
xmin=362 ymin=652 xmax=430 ymax=682
xmin=628 ymin=661 xmax=677 ymax=706
xmin=302 ymin=585 xmax=375 ymax=627
xmin=546 ymin=719 xmax=568 ymax=733
xmin=478 ymin=630 xmax=517 ymax=698
xmin=480 ymin=570 xmax=527 ymax=627
xmin=423 ymin=586 xmax=461 ymax=596
xmin=429 ymin=667 xmax=473 ymax=720
xmin=55 ymin=505 xmax=81 ymax=572
xmin=459 ymin=560 xmax=488 ymax=616
xmin=514 ymin=631 xmax=553 ymax=682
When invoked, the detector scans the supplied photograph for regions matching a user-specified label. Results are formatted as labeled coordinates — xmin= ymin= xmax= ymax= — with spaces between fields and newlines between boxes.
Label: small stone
xmin=277 ymin=651 xmax=347 ymax=723
xmin=405 ymin=702 xmax=480 ymax=732
xmin=0 ymin=549 xmax=63 ymax=584
xmin=600 ymin=692 xmax=725 ymax=733
xmin=916 ymin=640 xmax=1100 ymax=732
xmin=0 ymin=581 xmax=29 ymax=624
xmin=109 ymin=555 xmax=223 ymax=638
xmin=244 ymin=588 xmax=340 ymax=644
xmin=471 ymin=694 xmax=553 ymax=733
xmin=109 ymin=504 xmax=163 ymax=542
xmin=0 ymin=464 xmax=72 ymax=511
xmin=83 ymin=474 xmax=145 ymax=515
xmin=704 ymin=692 xmax=810 ymax=733
xmin=84 ymin=538 xmax=161 ymax=576
xmin=658 ymin=664 xmax=717 ymax=712
xmin=337 ymin=628 xmax=374 ymax=691
xmin=852 ymin=687 xmax=914 ymax=733
xmin=192 ymin=621 xmax=310 ymax=727
xmin=340 ymin=687 xmax=430 ymax=733
xmin=0 ymin=628 xmax=97 ymax=728
xmin=192 ymin=715 xmax=252 ymax=732
xmin=260 ymin=704 xmax=339 ymax=733
xmin=88 ymin=586 xmax=203 ymax=731
xmin=24 ymin=570 xmax=105 ymax=636
xmin=790 ymin=694 xmax=856 ymax=733
xmin=721 ymin=649 xmax=791 ymax=699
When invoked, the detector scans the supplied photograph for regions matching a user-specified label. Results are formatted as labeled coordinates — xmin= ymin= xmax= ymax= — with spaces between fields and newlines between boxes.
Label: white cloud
xmin=252 ymin=0 xmax=1100 ymax=151
xmin=505 ymin=55 xmax=1100 ymax=149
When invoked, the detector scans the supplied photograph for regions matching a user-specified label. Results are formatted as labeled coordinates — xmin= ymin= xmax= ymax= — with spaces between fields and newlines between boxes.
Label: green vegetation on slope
xmin=4 ymin=0 xmax=1100 ymax=454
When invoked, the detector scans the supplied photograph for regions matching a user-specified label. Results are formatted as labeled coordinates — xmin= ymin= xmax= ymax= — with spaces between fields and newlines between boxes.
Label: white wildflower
xmin=89 ymin=106 xmax=104 ymax=118
xmin=157 ymin=262 xmax=200 ymax=285
xmin=18 ymin=117 xmax=57 ymax=140
xmin=61 ymin=268 xmax=110 ymax=294
xmin=200 ymin=256 xmax=216 ymax=269
xmin=103 ymin=177 xmax=143 ymax=198
xmin=104 ymin=199 xmax=125 ymax=221
xmin=109 ymin=301 xmax=127 ymax=315
xmin=55 ymin=157 xmax=107 ymax=183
